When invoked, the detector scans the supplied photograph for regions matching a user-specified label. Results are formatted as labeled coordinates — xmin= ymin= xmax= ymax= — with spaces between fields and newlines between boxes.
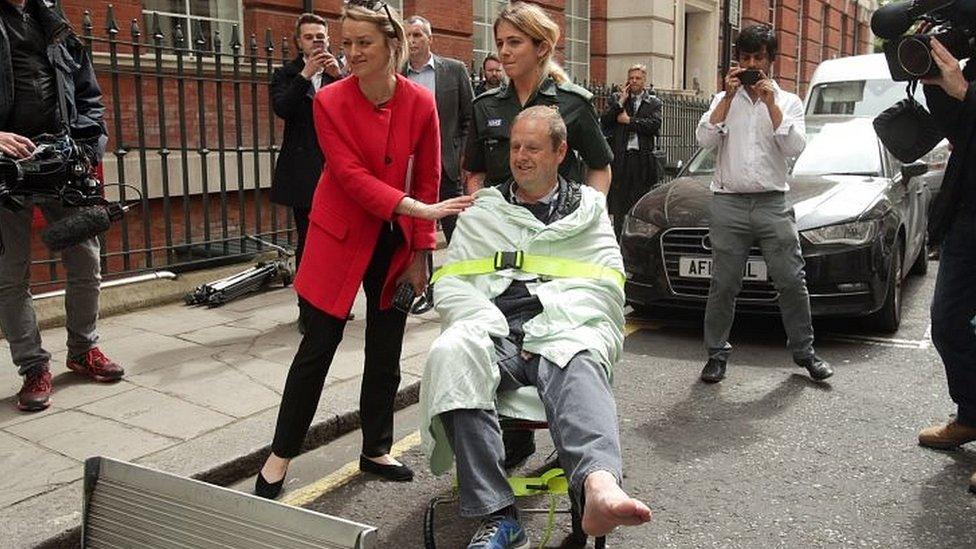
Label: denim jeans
xmin=931 ymin=207 xmax=976 ymax=427
xmin=0 ymin=199 xmax=100 ymax=375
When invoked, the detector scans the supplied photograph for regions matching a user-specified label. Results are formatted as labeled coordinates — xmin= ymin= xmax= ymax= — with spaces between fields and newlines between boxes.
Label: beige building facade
xmin=606 ymin=0 xmax=721 ymax=95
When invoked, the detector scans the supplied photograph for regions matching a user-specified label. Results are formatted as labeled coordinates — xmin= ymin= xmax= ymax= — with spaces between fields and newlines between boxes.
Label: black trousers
xmin=439 ymin=177 xmax=461 ymax=243
xmin=271 ymin=223 xmax=408 ymax=458
xmin=293 ymin=206 xmax=311 ymax=270
xmin=609 ymin=151 xmax=655 ymax=238
xmin=931 ymin=207 xmax=976 ymax=427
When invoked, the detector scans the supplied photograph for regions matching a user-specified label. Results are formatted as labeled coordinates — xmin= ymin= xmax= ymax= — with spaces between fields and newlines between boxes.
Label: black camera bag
xmin=873 ymin=80 xmax=945 ymax=163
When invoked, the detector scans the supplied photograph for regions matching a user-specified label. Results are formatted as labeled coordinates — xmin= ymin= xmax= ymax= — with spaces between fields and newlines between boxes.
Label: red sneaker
xmin=17 ymin=367 xmax=52 ymax=411
xmin=66 ymin=347 xmax=125 ymax=382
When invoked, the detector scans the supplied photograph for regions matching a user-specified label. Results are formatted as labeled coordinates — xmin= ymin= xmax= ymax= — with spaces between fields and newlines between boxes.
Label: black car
xmin=620 ymin=116 xmax=930 ymax=333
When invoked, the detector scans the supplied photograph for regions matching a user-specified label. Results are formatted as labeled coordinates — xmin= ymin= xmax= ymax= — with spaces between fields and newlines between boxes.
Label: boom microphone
xmin=871 ymin=0 xmax=956 ymax=38
xmin=40 ymin=203 xmax=127 ymax=251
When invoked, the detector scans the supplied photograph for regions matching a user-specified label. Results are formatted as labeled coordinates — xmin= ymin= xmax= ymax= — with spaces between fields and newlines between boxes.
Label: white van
xmin=804 ymin=54 xmax=949 ymax=201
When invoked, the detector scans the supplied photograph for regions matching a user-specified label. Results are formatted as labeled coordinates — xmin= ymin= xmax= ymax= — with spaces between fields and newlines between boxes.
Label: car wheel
xmin=910 ymin=234 xmax=928 ymax=276
xmin=868 ymin=242 xmax=903 ymax=333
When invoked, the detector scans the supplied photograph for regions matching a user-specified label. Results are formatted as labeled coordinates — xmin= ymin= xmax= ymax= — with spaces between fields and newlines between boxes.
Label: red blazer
xmin=294 ymin=74 xmax=441 ymax=318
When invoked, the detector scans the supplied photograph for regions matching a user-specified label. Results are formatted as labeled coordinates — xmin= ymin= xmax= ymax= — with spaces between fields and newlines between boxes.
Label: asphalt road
xmin=301 ymin=264 xmax=976 ymax=548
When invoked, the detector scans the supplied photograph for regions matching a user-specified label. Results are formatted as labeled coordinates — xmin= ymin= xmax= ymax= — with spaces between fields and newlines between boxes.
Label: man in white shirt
xmin=695 ymin=24 xmax=832 ymax=384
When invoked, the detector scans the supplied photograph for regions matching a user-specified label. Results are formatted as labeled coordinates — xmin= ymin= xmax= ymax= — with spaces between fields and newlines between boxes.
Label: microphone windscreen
xmin=40 ymin=207 xmax=111 ymax=251
xmin=871 ymin=1 xmax=916 ymax=38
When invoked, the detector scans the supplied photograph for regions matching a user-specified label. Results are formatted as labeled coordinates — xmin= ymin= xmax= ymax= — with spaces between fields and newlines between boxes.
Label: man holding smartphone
xmin=695 ymin=24 xmax=832 ymax=384
xmin=270 ymin=13 xmax=343 ymax=331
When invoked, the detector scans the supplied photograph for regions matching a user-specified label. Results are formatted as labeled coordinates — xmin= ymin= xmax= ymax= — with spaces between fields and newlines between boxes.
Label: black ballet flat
xmin=359 ymin=455 xmax=414 ymax=482
xmin=254 ymin=470 xmax=285 ymax=499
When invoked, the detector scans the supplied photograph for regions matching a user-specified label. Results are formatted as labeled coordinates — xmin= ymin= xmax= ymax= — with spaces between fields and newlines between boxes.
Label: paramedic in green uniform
xmin=464 ymin=1 xmax=612 ymax=195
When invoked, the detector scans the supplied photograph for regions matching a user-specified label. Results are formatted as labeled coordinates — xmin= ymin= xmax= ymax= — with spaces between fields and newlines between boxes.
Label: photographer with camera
xmin=914 ymin=39 xmax=976 ymax=472
xmin=695 ymin=24 xmax=833 ymax=385
xmin=271 ymin=13 xmax=344 ymax=331
xmin=0 ymin=0 xmax=122 ymax=412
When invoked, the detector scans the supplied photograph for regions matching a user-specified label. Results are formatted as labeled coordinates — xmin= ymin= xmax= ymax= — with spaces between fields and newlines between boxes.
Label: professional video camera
xmin=872 ymin=0 xmax=976 ymax=81
xmin=0 ymin=134 xmax=131 ymax=252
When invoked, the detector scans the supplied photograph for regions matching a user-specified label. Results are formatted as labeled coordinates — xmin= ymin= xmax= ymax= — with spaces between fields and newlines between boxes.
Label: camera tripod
xmin=184 ymin=235 xmax=295 ymax=308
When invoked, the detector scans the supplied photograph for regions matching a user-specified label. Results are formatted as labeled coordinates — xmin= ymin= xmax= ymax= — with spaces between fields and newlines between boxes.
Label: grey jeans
xmin=703 ymin=192 xmax=815 ymax=362
xmin=440 ymin=340 xmax=622 ymax=518
xmin=0 ymin=200 xmax=100 ymax=375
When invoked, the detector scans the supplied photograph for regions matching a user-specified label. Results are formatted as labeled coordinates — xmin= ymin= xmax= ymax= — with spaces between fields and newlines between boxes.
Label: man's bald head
xmin=509 ymin=106 xmax=568 ymax=200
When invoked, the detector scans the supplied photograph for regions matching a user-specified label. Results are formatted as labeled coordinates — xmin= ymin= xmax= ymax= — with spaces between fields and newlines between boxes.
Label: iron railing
xmin=28 ymin=8 xmax=709 ymax=289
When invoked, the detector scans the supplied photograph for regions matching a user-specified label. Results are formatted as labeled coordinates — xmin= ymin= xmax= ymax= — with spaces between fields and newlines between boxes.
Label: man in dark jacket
xmin=601 ymin=64 xmax=662 ymax=238
xmin=916 ymin=39 xmax=976 ymax=491
xmin=270 ymin=13 xmax=342 ymax=330
xmin=403 ymin=14 xmax=474 ymax=315
xmin=403 ymin=15 xmax=474 ymax=243
xmin=0 ymin=0 xmax=122 ymax=412
xmin=271 ymin=13 xmax=342 ymax=271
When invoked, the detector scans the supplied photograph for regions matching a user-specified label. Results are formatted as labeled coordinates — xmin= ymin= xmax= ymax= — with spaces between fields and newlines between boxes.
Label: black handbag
xmin=873 ymin=80 xmax=945 ymax=163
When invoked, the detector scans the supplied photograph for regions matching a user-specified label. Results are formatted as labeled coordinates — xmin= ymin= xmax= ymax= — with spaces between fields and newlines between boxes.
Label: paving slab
xmin=79 ymin=386 xmax=236 ymax=439
xmin=210 ymin=350 xmax=289 ymax=393
xmin=5 ymin=410 xmax=177 ymax=462
xmin=0 ymin=432 xmax=79 ymax=509
xmin=1 ymin=479 xmax=83 ymax=549
xmin=90 ymin=330 xmax=215 ymax=376
xmin=127 ymin=357 xmax=282 ymax=418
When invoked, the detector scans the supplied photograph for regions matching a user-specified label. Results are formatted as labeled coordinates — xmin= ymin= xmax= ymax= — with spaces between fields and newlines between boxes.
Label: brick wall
xmin=739 ymin=0 xmax=874 ymax=96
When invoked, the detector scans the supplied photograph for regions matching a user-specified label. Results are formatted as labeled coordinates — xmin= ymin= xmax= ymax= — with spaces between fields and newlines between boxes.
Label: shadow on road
xmin=911 ymin=447 xmax=976 ymax=549
xmin=641 ymin=374 xmax=828 ymax=463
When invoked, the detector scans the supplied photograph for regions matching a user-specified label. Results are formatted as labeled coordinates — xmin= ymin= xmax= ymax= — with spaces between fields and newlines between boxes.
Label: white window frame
xmin=564 ymin=0 xmax=590 ymax=82
xmin=142 ymin=0 xmax=243 ymax=51
xmin=472 ymin=0 xmax=508 ymax=72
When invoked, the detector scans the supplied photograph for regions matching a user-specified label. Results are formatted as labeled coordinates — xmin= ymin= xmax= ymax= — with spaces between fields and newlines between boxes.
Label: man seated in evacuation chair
xmin=420 ymin=106 xmax=652 ymax=549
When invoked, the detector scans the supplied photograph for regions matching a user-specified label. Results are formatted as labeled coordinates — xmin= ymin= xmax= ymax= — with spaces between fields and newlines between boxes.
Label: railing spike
xmin=230 ymin=24 xmax=241 ymax=50
xmin=105 ymin=4 xmax=118 ymax=35
xmin=151 ymin=12 xmax=163 ymax=41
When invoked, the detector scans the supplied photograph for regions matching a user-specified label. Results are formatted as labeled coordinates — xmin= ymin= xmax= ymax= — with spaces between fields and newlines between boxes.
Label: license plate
xmin=678 ymin=257 xmax=768 ymax=281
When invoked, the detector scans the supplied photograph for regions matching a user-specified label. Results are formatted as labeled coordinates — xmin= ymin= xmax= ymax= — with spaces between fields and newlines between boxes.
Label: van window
xmin=806 ymin=79 xmax=926 ymax=116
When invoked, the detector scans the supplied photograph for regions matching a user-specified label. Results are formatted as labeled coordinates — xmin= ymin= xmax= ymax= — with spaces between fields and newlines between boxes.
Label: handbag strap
xmin=906 ymin=80 xmax=919 ymax=107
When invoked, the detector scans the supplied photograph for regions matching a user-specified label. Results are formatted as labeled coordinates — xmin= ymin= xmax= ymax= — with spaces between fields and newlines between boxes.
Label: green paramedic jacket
xmin=420 ymin=184 xmax=625 ymax=475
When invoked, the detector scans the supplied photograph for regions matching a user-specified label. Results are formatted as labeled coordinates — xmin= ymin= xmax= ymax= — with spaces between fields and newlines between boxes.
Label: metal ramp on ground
xmin=82 ymin=457 xmax=376 ymax=548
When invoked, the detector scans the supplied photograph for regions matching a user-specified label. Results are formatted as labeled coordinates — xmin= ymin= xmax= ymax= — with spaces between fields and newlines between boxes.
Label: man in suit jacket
xmin=601 ymin=64 xmax=663 ymax=238
xmin=271 ymin=13 xmax=343 ymax=270
xmin=403 ymin=15 xmax=474 ymax=243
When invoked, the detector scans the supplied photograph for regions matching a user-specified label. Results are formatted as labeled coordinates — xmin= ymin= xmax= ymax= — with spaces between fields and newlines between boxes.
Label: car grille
xmin=660 ymin=228 xmax=779 ymax=301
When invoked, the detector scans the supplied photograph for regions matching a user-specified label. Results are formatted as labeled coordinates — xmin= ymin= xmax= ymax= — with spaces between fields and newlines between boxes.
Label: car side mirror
xmin=665 ymin=160 xmax=683 ymax=177
xmin=900 ymin=161 xmax=928 ymax=180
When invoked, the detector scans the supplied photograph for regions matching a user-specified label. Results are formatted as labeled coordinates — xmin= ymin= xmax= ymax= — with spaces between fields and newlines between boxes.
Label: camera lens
xmin=897 ymin=36 xmax=934 ymax=77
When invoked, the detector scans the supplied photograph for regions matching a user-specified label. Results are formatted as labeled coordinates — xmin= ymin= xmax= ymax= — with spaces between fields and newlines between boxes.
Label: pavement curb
xmin=34 ymin=380 xmax=422 ymax=549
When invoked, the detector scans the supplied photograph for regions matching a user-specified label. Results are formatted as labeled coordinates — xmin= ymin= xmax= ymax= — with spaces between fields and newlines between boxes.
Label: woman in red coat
xmin=255 ymin=0 xmax=472 ymax=499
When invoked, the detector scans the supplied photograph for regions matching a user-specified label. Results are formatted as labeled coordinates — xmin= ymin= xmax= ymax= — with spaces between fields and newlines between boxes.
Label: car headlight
xmin=801 ymin=220 xmax=879 ymax=245
xmin=622 ymin=215 xmax=662 ymax=238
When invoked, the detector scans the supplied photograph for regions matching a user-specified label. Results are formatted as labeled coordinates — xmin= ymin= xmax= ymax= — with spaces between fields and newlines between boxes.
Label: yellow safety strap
xmin=431 ymin=251 xmax=625 ymax=288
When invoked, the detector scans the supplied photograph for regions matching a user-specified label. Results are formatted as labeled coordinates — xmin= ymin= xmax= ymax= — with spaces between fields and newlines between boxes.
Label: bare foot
xmin=261 ymin=453 xmax=290 ymax=483
xmin=364 ymin=453 xmax=403 ymax=466
xmin=582 ymin=470 xmax=652 ymax=536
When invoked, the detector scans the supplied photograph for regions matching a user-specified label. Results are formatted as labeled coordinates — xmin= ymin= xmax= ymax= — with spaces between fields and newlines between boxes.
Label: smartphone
xmin=738 ymin=69 xmax=762 ymax=86
xmin=312 ymin=38 xmax=326 ymax=53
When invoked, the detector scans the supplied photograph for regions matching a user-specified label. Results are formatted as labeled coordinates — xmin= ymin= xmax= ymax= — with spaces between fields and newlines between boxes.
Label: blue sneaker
xmin=466 ymin=514 xmax=530 ymax=549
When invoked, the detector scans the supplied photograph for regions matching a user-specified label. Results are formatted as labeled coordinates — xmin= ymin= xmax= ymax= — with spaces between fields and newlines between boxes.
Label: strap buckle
xmin=493 ymin=251 xmax=523 ymax=270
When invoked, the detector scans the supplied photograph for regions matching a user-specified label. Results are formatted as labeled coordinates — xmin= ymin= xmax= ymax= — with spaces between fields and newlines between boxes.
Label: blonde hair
xmin=341 ymin=3 xmax=407 ymax=74
xmin=628 ymin=63 xmax=647 ymax=76
xmin=494 ymin=2 xmax=569 ymax=85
